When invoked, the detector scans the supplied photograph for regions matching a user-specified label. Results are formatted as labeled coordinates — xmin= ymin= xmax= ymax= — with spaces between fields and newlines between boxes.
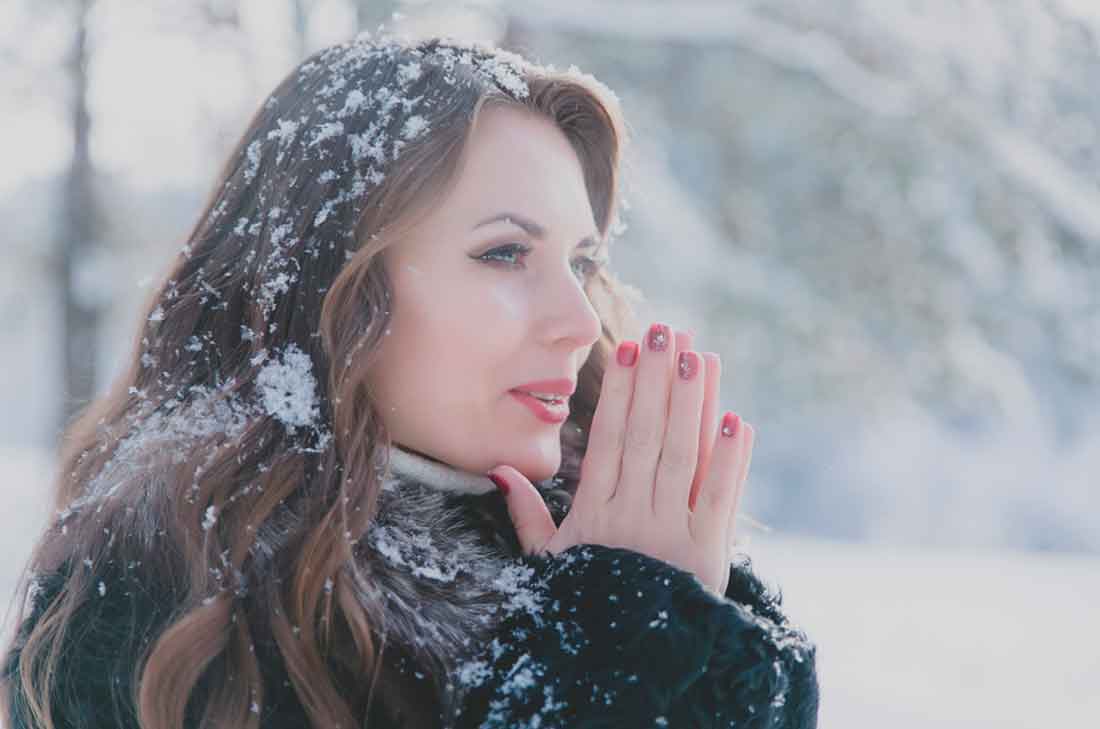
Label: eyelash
xmin=478 ymin=243 xmax=606 ymax=282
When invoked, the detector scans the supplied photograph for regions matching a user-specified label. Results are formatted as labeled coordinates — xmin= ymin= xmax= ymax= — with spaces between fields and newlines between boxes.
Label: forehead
xmin=411 ymin=105 xmax=597 ymax=242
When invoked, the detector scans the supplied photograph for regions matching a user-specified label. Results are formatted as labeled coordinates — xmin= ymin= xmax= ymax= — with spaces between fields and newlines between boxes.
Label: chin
xmin=515 ymin=446 xmax=561 ymax=483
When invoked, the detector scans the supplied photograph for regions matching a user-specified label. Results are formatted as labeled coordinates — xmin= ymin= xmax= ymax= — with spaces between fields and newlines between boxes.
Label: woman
xmin=2 ymin=34 xmax=818 ymax=728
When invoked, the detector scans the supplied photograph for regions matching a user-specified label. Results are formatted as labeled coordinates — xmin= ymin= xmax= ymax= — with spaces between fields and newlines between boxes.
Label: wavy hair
xmin=2 ymin=35 xmax=639 ymax=729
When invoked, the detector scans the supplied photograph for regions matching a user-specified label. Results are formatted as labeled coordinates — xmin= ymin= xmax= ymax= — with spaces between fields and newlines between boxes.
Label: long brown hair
xmin=3 ymin=35 xmax=639 ymax=729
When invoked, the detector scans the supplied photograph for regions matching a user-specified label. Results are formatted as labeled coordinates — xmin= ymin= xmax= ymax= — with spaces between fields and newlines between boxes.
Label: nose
xmin=539 ymin=263 xmax=603 ymax=353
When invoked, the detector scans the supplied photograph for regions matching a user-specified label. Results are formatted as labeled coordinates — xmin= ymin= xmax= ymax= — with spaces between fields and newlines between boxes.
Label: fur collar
xmin=361 ymin=444 xmax=574 ymax=720
xmin=385 ymin=444 xmax=497 ymax=495
xmin=383 ymin=443 xmax=561 ymax=495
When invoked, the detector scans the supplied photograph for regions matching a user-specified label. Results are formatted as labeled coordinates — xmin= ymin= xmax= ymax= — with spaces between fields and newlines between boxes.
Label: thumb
xmin=487 ymin=465 xmax=557 ymax=556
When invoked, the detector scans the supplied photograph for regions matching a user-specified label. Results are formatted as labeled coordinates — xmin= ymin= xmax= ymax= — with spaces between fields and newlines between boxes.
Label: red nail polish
xmin=488 ymin=472 xmax=510 ymax=495
xmin=647 ymin=323 xmax=669 ymax=352
xmin=678 ymin=351 xmax=699 ymax=380
xmin=616 ymin=341 xmax=638 ymax=367
xmin=720 ymin=412 xmax=740 ymax=438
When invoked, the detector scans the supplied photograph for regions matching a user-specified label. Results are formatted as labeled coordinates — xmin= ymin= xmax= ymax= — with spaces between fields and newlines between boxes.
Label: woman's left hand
xmin=675 ymin=330 xmax=755 ymax=570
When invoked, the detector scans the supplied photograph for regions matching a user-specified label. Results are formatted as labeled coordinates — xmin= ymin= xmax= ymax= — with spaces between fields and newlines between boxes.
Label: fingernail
xmin=678 ymin=351 xmax=699 ymax=380
xmin=647 ymin=323 xmax=669 ymax=352
xmin=720 ymin=412 xmax=740 ymax=438
xmin=616 ymin=341 xmax=639 ymax=367
xmin=487 ymin=471 xmax=510 ymax=495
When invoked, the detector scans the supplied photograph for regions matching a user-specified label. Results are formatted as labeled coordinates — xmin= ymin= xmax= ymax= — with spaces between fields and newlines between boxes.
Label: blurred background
xmin=1 ymin=0 xmax=1097 ymax=726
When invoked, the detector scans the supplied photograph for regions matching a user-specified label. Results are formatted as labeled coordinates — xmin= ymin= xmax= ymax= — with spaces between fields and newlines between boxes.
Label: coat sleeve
xmin=450 ymin=544 xmax=819 ymax=729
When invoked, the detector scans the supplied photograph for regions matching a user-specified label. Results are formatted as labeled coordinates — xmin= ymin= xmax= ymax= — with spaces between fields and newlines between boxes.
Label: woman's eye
xmin=570 ymin=256 xmax=605 ymax=281
xmin=479 ymin=243 xmax=530 ymax=266
xmin=478 ymin=243 xmax=606 ymax=282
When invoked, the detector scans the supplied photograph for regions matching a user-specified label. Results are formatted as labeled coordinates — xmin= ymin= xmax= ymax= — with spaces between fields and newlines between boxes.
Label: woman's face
xmin=369 ymin=104 xmax=604 ymax=482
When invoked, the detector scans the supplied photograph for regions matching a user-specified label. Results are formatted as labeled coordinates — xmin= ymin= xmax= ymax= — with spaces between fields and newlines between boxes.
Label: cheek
xmin=487 ymin=280 xmax=526 ymax=321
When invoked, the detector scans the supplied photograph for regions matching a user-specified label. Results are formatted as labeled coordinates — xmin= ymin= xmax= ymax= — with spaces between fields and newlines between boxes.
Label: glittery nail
xmin=647 ymin=323 xmax=669 ymax=352
xmin=721 ymin=413 xmax=740 ymax=438
xmin=678 ymin=351 xmax=699 ymax=380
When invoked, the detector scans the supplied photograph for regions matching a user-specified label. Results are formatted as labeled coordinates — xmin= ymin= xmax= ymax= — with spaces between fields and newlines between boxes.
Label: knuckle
xmin=624 ymin=422 xmax=659 ymax=451
xmin=657 ymin=446 xmax=694 ymax=473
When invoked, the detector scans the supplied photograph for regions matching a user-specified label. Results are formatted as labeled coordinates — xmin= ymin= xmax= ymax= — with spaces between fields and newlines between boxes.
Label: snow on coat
xmin=3 ymin=448 xmax=818 ymax=728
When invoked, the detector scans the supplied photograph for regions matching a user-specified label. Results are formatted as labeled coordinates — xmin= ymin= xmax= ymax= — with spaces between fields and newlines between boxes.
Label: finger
xmin=573 ymin=338 xmax=640 ymax=511
xmin=688 ymin=412 xmax=744 ymax=544
xmin=675 ymin=329 xmax=694 ymax=355
xmin=612 ymin=323 xmax=676 ymax=512
xmin=726 ymin=422 xmax=755 ymax=546
xmin=488 ymin=465 xmax=558 ymax=556
xmin=689 ymin=352 xmax=721 ymax=511
xmin=653 ymin=350 xmax=705 ymax=518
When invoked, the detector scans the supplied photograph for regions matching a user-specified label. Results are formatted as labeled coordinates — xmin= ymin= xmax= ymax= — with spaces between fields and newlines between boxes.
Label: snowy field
xmin=1 ymin=448 xmax=1096 ymax=728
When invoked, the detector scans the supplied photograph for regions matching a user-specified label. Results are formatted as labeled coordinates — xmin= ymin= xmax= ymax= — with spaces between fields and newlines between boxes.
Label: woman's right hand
xmin=489 ymin=322 xmax=756 ymax=598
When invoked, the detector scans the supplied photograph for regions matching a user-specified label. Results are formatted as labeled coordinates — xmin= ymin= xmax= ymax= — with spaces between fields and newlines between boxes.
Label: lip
xmin=509 ymin=390 xmax=570 ymax=424
xmin=509 ymin=378 xmax=576 ymax=397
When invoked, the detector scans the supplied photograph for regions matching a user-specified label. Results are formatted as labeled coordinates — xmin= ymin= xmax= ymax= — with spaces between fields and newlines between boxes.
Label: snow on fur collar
xmin=361 ymin=444 xmax=572 ymax=716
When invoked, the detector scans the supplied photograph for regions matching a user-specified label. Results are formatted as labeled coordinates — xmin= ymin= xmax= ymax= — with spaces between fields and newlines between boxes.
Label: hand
xmin=489 ymin=323 xmax=756 ymax=597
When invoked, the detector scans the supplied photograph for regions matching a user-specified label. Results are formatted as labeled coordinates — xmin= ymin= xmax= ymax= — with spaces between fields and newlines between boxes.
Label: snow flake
xmin=491 ymin=562 xmax=546 ymax=624
xmin=367 ymin=523 xmax=462 ymax=582
xmin=255 ymin=343 xmax=321 ymax=429
xmin=471 ymin=51 xmax=529 ymax=99
xmin=373 ymin=85 xmax=400 ymax=115
xmin=339 ymin=89 xmax=370 ymax=117
xmin=647 ymin=609 xmax=670 ymax=629
xmin=401 ymin=115 xmax=429 ymax=140
xmin=318 ymin=75 xmax=347 ymax=98
xmin=313 ymin=199 xmax=339 ymax=228
xmin=397 ymin=61 xmax=422 ymax=85
xmin=269 ymin=222 xmax=295 ymax=248
xmin=349 ymin=131 xmax=387 ymax=163
xmin=256 ymin=270 xmax=297 ymax=318
xmin=499 ymin=653 xmax=540 ymax=697
xmin=243 ymin=140 xmax=262 ymax=183
xmin=311 ymin=121 xmax=345 ymax=146
xmin=453 ymin=658 xmax=493 ymax=687
xmin=267 ymin=118 xmax=300 ymax=148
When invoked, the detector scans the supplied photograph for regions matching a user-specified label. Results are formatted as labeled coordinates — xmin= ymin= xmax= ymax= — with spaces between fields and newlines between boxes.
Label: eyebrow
xmin=473 ymin=211 xmax=600 ymax=250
